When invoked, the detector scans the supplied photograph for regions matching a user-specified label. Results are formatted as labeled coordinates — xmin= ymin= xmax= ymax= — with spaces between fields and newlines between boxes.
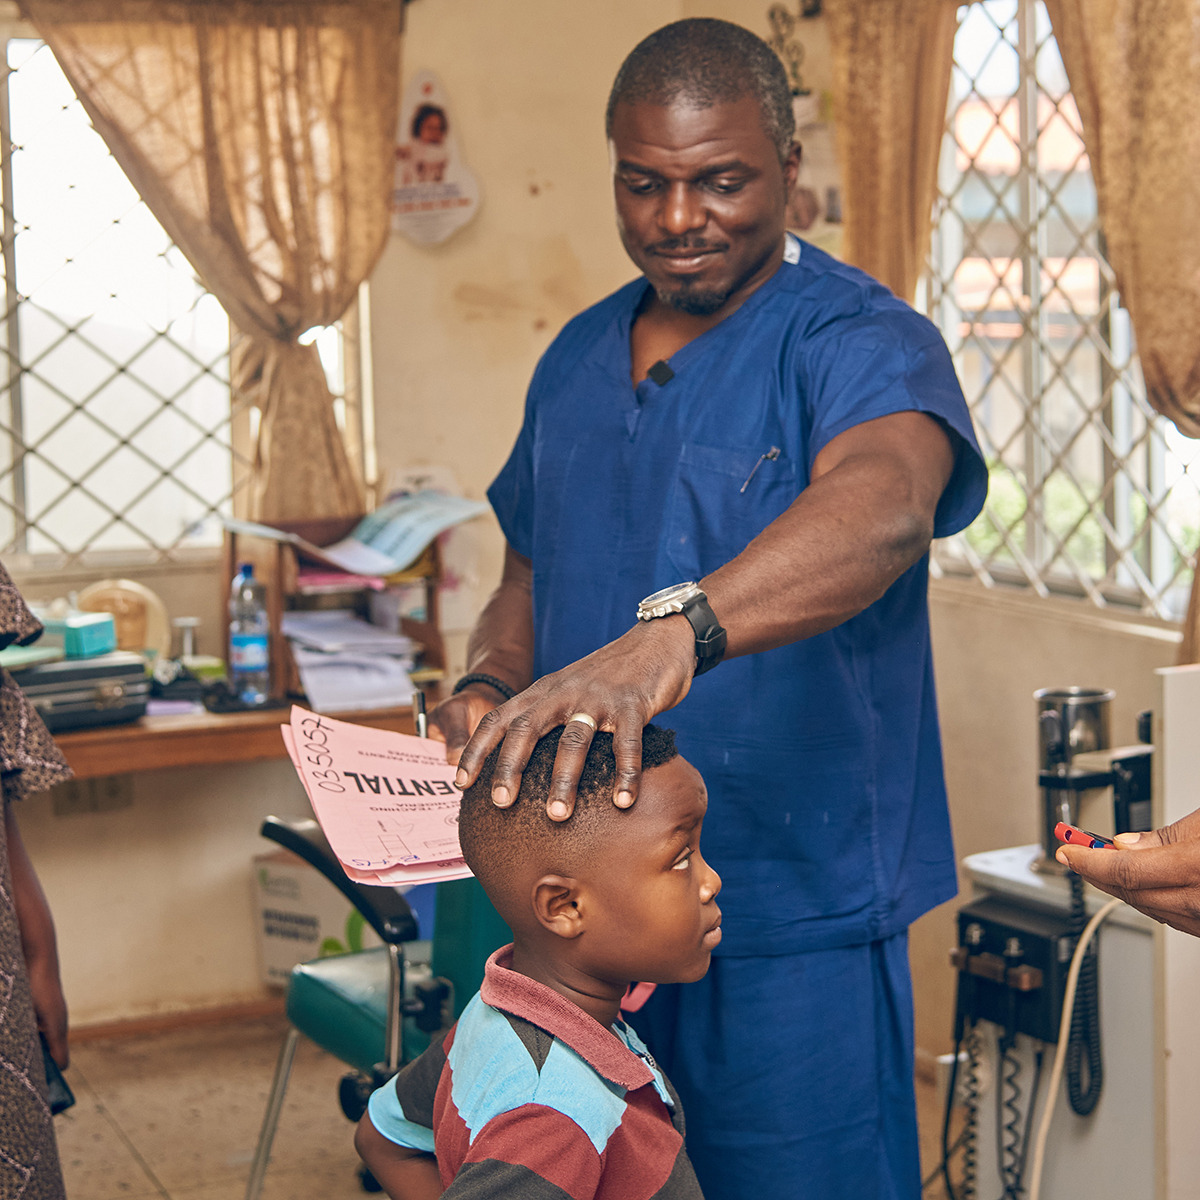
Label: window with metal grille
xmin=925 ymin=0 xmax=1200 ymax=620
xmin=0 ymin=26 xmax=367 ymax=572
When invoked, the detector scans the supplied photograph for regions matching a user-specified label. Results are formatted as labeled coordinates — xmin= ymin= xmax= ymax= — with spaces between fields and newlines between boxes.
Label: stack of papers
xmin=223 ymin=488 xmax=489 ymax=578
xmin=282 ymin=706 xmax=473 ymax=886
xmin=282 ymin=611 xmax=417 ymax=713
xmin=282 ymin=610 xmax=417 ymax=654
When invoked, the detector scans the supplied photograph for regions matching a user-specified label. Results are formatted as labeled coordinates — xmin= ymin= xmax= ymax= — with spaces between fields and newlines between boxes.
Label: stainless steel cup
xmin=1034 ymin=686 xmax=1115 ymax=871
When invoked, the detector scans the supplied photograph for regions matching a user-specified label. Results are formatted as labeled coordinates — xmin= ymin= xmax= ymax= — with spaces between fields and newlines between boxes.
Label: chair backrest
xmin=260 ymin=815 xmax=418 ymax=945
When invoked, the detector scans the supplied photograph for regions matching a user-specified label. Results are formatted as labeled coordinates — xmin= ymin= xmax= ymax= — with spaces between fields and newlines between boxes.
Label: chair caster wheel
xmin=358 ymin=1164 xmax=384 ymax=1192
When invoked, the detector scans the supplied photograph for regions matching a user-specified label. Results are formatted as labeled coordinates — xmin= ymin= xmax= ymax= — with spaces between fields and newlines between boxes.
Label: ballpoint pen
xmin=739 ymin=445 xmax=781 ymax=494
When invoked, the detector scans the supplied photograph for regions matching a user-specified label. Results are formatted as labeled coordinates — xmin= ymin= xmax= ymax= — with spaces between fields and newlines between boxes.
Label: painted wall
xmin=13 ymin=2 xmax=1188 ymax=1062
xmin=19 ymin=759 xmax=312 ymax=1025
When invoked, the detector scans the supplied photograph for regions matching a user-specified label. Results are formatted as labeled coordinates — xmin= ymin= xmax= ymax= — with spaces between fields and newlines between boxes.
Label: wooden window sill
xmin=54 ymin=705 xmax=418 ymax=780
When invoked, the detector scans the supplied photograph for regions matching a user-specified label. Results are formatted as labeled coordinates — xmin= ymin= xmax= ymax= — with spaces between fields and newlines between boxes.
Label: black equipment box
xmin=954 ymin=896 xmax=1082 ymax=1044
xmin=15 ymin=651 xmax=150 ymax=733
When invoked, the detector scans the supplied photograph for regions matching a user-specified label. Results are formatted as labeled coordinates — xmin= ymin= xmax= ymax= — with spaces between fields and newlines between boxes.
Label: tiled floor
xmin=53 ymin=1012 xmax=953 ymax=1199
xmin=56 ymin=1014 xmax=370 ymax=1200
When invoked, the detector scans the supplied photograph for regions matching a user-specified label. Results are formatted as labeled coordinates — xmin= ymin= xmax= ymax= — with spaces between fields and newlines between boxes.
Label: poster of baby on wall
xmin=391 ymin=69 xmax=480 ymax=246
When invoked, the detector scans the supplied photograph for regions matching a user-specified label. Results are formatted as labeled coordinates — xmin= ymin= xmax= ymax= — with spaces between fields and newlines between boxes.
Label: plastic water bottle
xmin=229 ymin=562 xmax=270 ymax=705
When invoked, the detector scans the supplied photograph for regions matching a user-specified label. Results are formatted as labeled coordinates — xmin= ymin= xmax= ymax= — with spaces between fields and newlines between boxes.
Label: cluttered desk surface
xmin=12 ymin=490 xmax=492 ymax=780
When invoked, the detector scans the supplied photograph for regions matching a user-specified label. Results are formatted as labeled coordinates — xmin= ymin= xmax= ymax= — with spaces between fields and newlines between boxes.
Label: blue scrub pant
xmin=635 ymin=932 xmax=920 ymax=1200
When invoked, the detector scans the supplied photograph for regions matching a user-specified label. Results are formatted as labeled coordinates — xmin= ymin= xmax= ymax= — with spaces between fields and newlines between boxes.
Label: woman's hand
xmin=1057 ymin=806 xmax=1200 ymax=937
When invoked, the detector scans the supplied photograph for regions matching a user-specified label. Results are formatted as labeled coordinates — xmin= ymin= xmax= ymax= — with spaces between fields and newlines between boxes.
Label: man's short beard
xmin=656 ymin=280 xmax=730 ymax=317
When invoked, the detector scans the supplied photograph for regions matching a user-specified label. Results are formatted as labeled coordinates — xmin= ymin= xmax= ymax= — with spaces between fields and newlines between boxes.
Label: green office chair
xmin=244 ymin=815 xmax=447 ymax=1199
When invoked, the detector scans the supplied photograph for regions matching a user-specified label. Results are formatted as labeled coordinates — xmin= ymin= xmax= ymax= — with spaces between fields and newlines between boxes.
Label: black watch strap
xmin=680 ymin=593 xmax=727 ymax=676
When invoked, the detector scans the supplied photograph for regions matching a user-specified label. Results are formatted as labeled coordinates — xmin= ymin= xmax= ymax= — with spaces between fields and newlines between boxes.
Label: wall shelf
xmin=222 ymin=518 xmax=446 ymax=701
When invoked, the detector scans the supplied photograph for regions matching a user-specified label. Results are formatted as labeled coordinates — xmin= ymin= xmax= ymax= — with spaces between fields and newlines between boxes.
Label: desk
xmin=55 ymin=705 xmax=417 ymax=780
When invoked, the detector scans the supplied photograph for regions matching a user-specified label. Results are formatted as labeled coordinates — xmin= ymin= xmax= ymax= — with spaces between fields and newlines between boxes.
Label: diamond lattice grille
xmin=0 ymin=37 xmax=244 ymax=564
xmin=927 ymin=1 xmax=1200 ymax=619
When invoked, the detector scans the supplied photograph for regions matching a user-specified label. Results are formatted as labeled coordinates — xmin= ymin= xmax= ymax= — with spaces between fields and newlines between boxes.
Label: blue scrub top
xmin=489 ymin=237 xmax=987 ymax=956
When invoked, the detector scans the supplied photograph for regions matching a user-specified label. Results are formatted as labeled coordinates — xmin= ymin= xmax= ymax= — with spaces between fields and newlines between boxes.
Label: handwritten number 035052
xmin=300 ymin=716 xmax=345 ymax=793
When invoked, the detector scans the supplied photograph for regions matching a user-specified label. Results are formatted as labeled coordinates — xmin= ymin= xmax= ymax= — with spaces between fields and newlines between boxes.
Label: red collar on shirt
xmin=478 ymin=945 xmax=656 ymax=1092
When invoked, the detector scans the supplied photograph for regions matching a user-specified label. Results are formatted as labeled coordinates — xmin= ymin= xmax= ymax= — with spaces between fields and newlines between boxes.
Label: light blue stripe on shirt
xmin=448 ymin=994 xmax=629 ymax=1155
xmin=367 ymin=1084 xmax=436 ymax=1152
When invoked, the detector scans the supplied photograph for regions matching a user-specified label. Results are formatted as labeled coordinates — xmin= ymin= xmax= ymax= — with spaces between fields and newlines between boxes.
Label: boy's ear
xmin=532 ymin=874 xmax=585 ymax=939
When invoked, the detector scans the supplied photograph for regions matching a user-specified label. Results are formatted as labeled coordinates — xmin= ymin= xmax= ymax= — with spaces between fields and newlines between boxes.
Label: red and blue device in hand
xmin=1054 ymin=821 xmax=1116 ymax=849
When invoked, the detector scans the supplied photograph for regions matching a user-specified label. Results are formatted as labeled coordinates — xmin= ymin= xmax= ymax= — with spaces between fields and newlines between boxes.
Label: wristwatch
xmin=636 ymin=582 xmax=727 ymax=676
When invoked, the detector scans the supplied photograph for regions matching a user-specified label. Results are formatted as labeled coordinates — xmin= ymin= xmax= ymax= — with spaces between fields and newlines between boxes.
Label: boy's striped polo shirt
xmin=367 ymin=945 xmax=704 ymax=1199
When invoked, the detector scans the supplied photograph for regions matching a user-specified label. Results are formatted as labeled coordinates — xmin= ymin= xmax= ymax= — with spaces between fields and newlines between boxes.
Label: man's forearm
xmin=703 ymin=454 xmax=933 ymax=657
xmin=462 ymin=545 xmax=535 ymax=694
xmin=702 ymin=410 xmax=953 ymax=659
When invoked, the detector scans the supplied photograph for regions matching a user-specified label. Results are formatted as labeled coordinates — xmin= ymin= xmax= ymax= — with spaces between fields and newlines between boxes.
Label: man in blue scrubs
xmin=432 ymin=18 xmax=987 ymax=1200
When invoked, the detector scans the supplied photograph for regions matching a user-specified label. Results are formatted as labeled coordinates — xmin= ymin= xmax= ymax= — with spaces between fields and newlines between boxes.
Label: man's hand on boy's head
xmin=429 ymin=687 xmax=501 ymax=765
xmin=455 ymin=618 xmax=696 ymax=821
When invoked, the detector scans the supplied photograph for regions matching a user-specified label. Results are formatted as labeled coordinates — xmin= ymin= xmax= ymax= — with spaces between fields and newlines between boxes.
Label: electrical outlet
xmin=52 ymin=775 xmax=134 ymax=816
xmin=89 ymin=774 xmax=134 ymax=811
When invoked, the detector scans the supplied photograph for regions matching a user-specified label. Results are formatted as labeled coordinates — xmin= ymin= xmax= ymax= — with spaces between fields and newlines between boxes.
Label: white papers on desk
xmin=282 ymin=610 xmax=417 ymax=655
xmin=291 ymin=648 xmax=416 ymax=713
xmin=283 ymin=611 xmax=417 ymax=713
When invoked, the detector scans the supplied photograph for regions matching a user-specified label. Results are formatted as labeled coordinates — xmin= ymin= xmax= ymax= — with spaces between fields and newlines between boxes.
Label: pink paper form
xmin=282 ymin=706 xmax=472 ymax=885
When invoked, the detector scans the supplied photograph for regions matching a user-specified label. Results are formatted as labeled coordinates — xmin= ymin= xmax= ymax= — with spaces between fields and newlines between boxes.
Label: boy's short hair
xmin=459 ymin=725 xmax=678 ymax=918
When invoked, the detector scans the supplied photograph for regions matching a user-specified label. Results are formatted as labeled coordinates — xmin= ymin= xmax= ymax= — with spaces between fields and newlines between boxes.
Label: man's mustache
xmin=647 ymin=238 xmax=728 ymax=255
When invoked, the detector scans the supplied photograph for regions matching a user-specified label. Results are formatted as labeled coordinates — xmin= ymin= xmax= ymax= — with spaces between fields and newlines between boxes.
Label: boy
xmin=355 ymin=724 xmax=720 ymax=1199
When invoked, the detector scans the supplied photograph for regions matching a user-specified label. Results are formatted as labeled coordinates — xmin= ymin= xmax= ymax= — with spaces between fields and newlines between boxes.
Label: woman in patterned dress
xmin=0 ymin=562 xmax=73 ymax=1200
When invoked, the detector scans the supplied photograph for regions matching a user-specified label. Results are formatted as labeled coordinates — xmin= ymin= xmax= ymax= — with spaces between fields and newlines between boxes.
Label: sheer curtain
xmin=20 ymin=0 xmax=402 ymax=522
xmin=1043 ymin=0 xmax=1200 ymax=660
xmin=824 ymin=0 xmax=959 ymax=303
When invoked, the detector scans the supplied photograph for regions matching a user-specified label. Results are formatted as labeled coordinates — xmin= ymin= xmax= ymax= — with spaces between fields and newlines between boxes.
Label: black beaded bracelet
xmin=452 ymin=672 xmax=516 ymax=701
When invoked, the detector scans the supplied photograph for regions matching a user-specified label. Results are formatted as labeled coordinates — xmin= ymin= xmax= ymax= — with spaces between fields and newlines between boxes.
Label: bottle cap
xmin=238 ymin=562 xmax=254 ymax=578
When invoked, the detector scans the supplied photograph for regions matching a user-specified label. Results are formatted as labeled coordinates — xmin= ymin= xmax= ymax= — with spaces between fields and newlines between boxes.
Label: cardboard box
xmin=253 ymin=849 xmax=383 ymax=986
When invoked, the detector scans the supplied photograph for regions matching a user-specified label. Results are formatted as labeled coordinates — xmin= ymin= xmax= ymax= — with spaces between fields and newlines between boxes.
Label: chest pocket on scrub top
xmin=667 ymin=441 xmax=800 ymax=580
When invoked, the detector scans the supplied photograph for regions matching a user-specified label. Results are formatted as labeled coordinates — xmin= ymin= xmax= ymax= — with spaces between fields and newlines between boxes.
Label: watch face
xmin=641 ymin=582 xmax=698 ymax=609
xmin=638 ymin=582 xmax=704 ymax=622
